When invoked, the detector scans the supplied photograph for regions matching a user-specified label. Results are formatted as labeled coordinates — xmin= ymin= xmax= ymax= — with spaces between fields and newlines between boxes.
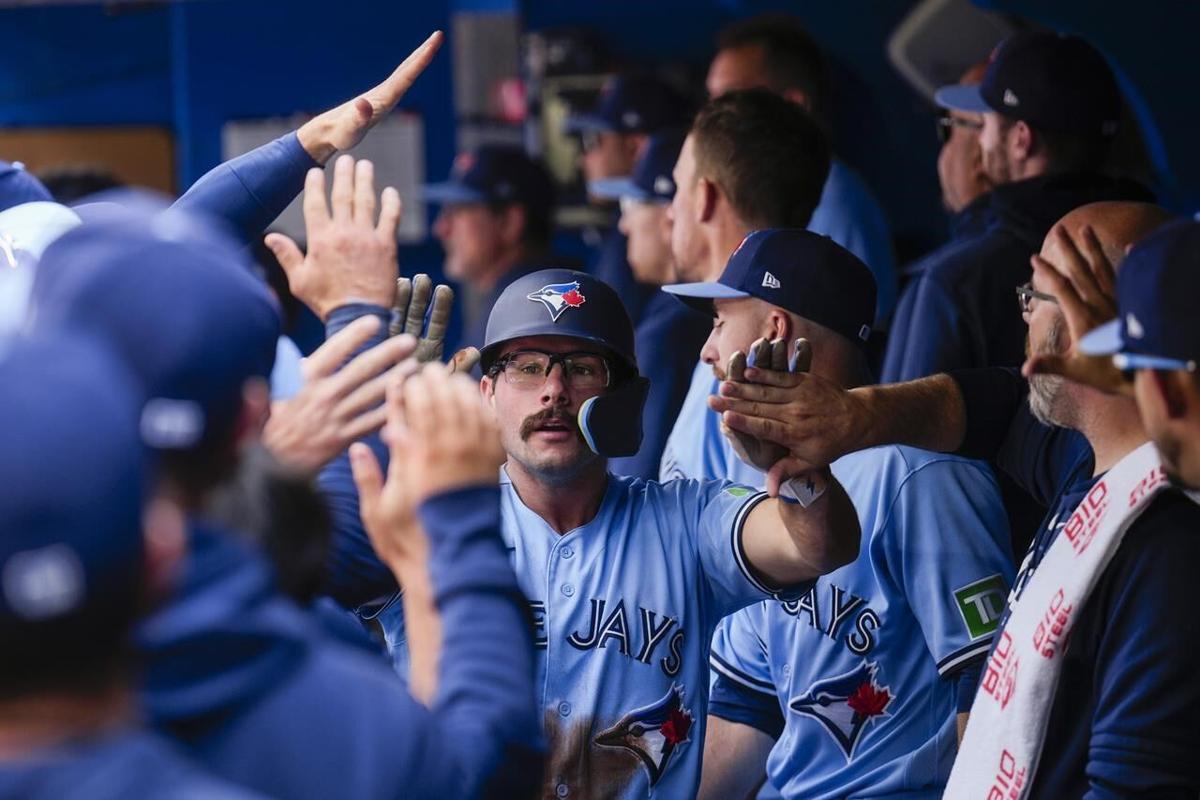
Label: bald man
xmin=708 ymin=201 xmax=1200 ymax=795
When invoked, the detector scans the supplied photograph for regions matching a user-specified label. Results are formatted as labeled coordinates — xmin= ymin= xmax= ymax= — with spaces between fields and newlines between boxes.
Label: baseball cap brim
xmin=1079 ymin=318 xmax=1124 ymax=356
xmin=564 ymin=113 xmax=616 ymax=134
xmin=588 ymin=177 xmax=649 ymax=202
xmin=420 ymin=182 xmax=489 ymax=205
xmin=661 ymin=281 xmax=750 ymax=316
xmin=934 ymin=84 xmax=992 ymax=114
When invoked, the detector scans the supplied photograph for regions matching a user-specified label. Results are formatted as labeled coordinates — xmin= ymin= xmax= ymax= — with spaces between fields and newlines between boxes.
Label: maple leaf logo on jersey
xmin=527 ymin=281 xmax=587 ymax=322
xmin=594 ymin=683 xmax=693 ymax=787
xmin=789 ymin=661 xmax=893 ymax=760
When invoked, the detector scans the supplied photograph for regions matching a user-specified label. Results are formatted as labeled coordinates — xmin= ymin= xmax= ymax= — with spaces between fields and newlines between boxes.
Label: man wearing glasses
xmin=880 ymin=32 xmax=1152 ymax=385
xmin=706 ymin=200 xmax=1187 ymax=795
xmin=381 ymin=267 xmax=859 ymax=798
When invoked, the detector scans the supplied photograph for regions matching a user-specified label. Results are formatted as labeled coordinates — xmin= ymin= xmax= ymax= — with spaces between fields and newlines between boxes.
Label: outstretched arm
xmin=173 ymin=31 xmax=443 ymax=245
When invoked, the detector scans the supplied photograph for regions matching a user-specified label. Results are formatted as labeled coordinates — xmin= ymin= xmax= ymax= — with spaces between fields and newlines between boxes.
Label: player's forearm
xmin=780 ymin=474 xmax=860 ymax=579
xmin=851 ymin=373 xmax=966 ymax=454
xmin=698 ymin=717 xmax=774 ymax=800
xmin=174 ymin=132 xmax=318 ymax=247
xmin=419 ymin=487 xmax=543 ymax=790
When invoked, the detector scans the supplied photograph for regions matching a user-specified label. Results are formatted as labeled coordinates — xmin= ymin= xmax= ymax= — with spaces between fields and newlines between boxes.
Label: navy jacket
xmin=882 ymin=172 xmax=1152 ymax=383
xmin=952 ymin=368 xmax=1200 ymax=797
xmin=139 ymin=507 xmax=541 ymax=800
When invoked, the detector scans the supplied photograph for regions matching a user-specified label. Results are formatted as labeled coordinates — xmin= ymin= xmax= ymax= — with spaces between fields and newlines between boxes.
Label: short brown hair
xmin=690 ymin=89 xmax=831 ymax=229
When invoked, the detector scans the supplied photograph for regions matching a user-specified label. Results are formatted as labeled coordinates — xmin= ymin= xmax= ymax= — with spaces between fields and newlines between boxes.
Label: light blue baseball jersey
xmin=498 ymin=468 xmax=811 ymax=799
xmin=659 ymin=360 xmax=725 ymax=483
xmin=710 ymin=446 xmax=1014 ymax=799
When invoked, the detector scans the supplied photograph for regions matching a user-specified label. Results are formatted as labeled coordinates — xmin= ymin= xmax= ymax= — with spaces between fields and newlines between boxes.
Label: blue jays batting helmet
xmin=480 ymin=269 xmax=649 ymax=458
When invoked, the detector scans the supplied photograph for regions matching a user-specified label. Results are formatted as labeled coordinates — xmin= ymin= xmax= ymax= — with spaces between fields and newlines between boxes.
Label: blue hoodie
xmin=138 ymin=490 xmax=542 ymax=800
xmin=0 ymin=730 xmax=262 ymax=800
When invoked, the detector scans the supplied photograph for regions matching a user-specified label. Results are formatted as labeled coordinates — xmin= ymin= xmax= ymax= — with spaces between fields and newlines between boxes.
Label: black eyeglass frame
xmin=489 ymin=349 xmax=613 ymax=390
xmin=936 ymin=113 xmax=984 ymax=144
xmin=1015 ymin=282 xmax=1059 ymax=314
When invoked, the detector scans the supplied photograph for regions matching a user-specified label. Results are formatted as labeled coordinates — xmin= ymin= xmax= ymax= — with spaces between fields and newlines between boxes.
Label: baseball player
xmin=660 ymin=229 xmax=1013 ymax=798
xmin=323 ymin=251 xmax=862 ymax=794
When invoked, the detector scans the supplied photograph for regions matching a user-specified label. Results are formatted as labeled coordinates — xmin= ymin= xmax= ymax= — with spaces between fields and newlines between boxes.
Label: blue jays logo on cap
xmin=789 ymin=661 xmax=892 ymax=760
xmin=526 ymin=281 xmax=587 ymax=322
xmin=594 ymin=683 xmax=694 ymax=787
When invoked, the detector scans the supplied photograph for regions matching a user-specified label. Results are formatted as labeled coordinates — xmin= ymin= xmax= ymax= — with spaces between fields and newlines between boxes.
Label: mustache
xmin=519 ymin=407 xmax=580 ymax=441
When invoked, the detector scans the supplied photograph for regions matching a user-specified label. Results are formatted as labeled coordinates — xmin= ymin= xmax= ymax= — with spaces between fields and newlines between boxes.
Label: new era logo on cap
xmin=1003 ymin=89 xmax=1020 ymax=107
xmin=762 ymin=272 xmax=781 ymax=290
xmin=653 ymin=175 xmax=675 ymax=196
xmin=1126 ymin=313 xmax=1145 ymax=339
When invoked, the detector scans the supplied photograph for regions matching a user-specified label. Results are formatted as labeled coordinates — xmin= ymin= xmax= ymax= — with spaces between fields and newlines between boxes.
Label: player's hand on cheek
xmin=266 ymin=157 xmax=402 ymax=321
xmin=719 ymin=338 xmax=794 ymax=472
xmin=710 ymin=338 xmax=869 ymax=469
xmin=1022 ymin=223 xmax=1130 ymax=396
xmin=264 ymin=316 xmax=418 ymax=475
xmin=297 ymin=31 xmax=444 ymax=164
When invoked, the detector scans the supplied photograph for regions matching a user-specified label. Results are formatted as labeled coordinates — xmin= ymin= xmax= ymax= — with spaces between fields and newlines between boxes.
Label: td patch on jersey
xmin=789 ymin=661 xmax=892 ymax=760
xmin=953 ymin=573 xmax=1007 ymax=640
xmin=595 ymin=683 xmax=694 ymax=787
xmin=527 ymin=281 xmax=586 ymax=322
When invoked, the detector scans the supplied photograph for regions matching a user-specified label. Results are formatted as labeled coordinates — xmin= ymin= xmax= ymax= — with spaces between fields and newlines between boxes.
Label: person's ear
xmin=1010 ymin=120 xmax=1035 ymax=163
xmin=142 ymin=495 xmax=188 ymax=607
xmin=780 ymin=88 xmax=811 ymax=110
xmin=696 ymin=177 xmax=718 ymax=223
xmin=766 ymin=308 xmax=792 ymax=341
xmin=238 ymin=377 xmax=271 ymax=450
xmin=1155 ymin=370 xmax=1191 ymax=420
xmin=480 ymin=373 xmax=498 ymax=409
xmin=500 ymin=204 xmax=527 ymax=247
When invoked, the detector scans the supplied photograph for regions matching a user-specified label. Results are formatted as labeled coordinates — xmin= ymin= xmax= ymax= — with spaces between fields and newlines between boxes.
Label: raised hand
xmin=266 ymin=156 xmax=400 ymax=320
xmin=391 ymin=273 xmax=453 ymax=361
xmin=297 ymin=31 xmax=444 ymax=164
xmin=263 ymin=316 xmax=419 ymax=475
xmin=1022 ymin=223 xmax=1130 ymax=395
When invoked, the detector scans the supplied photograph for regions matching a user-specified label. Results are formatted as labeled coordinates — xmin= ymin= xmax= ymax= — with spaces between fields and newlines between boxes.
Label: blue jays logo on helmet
xmin=789 ymin=661 xmax=892 ymax=760
xmin=526 ymin=281 xmax=587 ymax=322
xmin=594 ymin=683 xmax=693 ymax=787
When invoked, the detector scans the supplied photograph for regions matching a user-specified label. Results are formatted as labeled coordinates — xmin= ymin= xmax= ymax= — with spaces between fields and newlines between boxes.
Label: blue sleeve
xmin=882 ymin=456 xmax=1014 ymax=677
xmin=1084 ymin=495 xmax=1200 ymax=798
xmin=954 ymin=659 xmax=982 ymax=713
xmin=416 ymin=486 xmax=543 ymax=797
xmin=951 ymin=368 xmax=1093 ymax=507
xmin=709 ymin=674 xmax=785 ymax=740
xmin=317 ymin=304 xmax=399 ymax=607
xmin=881 ymin=274 xmax=970 ymax=381
xmin=691 ymin=481 xmax=807 ymax=621
xmin=173 ymin=132 xmax=318 ymax=247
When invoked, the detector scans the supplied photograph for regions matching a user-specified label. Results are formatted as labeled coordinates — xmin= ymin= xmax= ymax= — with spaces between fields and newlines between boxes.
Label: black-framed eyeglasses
xmin=936 ymin=113 xmax=984 ymax=144
xmin=491 ymin=350 xmax=612 ymax=390
xmin=1016 ymin=282 xmax=1059 ymax=314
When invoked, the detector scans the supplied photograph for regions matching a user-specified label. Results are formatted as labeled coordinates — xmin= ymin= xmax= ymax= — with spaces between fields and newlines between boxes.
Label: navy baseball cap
xmin=0 ymin=160 xmax=53 ymax=212
xmin=663 ymin=228 xmax=876 ymax=348
xmin=936 ymin=32 xmax=1120 ymax=138
xmin=422 ymin=145 xmax=555 ymax=212
xmin=564 ymin=74 xmax=692 ymax=135
xmin=29 ymin=204 xmax=281 ymax=451
xmin=1080 ymin=218 xmax=1200 ymax=372
xmin=0 ymin=333 xmax=147 ymax=665
xmin=589 ymin=129 xmax=686 ymax=203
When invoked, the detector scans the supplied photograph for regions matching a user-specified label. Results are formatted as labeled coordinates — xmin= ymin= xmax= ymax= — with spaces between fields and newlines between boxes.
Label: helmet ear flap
xmin=577 ymin=377 xmax=650 ymax=457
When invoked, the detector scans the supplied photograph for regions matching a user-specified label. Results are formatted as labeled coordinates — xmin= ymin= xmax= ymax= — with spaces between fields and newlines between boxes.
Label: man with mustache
xmin=709 ymin=201 xmax=1200 ymax=795
xmin=335 ymin=260 xmax=861 ymax=797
